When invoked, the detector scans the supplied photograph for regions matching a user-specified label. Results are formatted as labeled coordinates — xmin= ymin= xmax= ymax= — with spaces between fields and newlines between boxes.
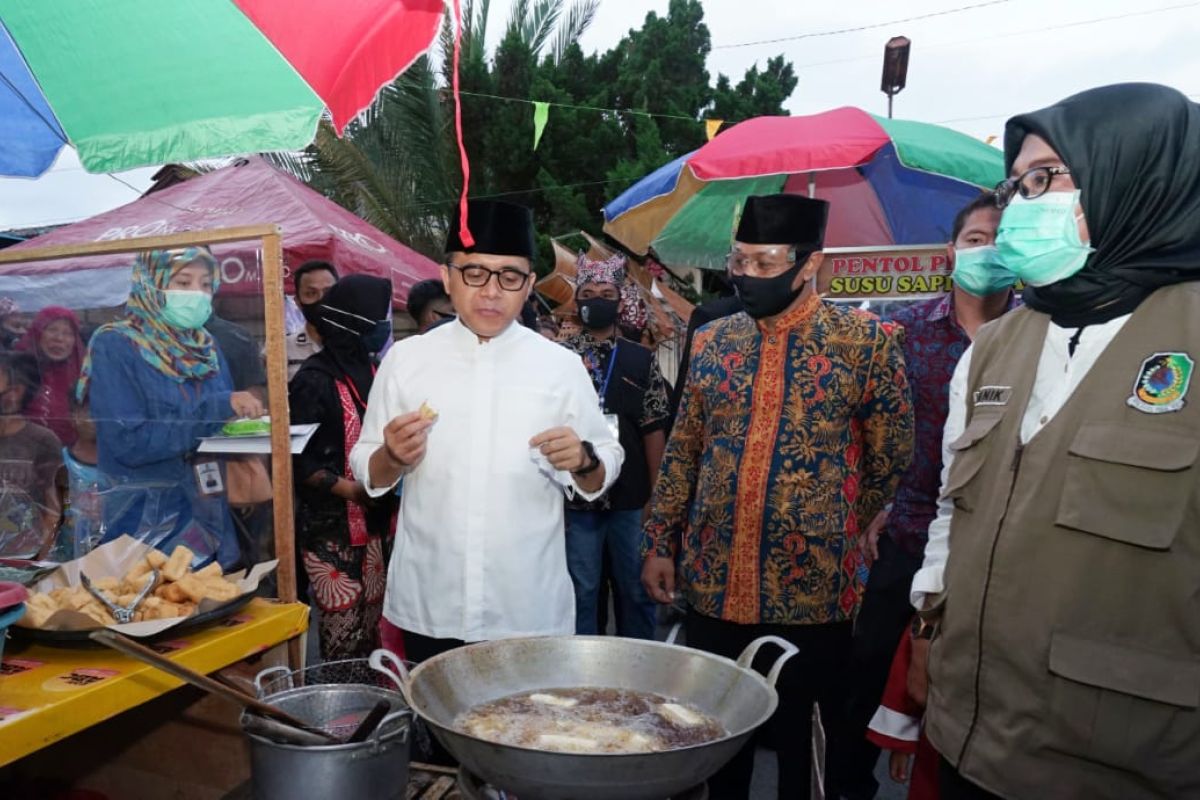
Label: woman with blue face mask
xmin=920 ymin=84 xmax=1200 ymax=800
xmin=78 ymin=249 xmax=263 ymax=569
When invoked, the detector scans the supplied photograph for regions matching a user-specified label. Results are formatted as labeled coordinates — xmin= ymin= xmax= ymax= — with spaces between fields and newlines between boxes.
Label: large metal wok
xmin=370 ymin=632 xmax=797 ymax=800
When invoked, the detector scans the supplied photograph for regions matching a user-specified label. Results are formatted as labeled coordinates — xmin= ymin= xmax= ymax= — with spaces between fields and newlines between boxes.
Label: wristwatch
xmin=911 ymin=616 xmax=938 ymax=640
xmin=572 ymin=440 xmax=602 ymax=476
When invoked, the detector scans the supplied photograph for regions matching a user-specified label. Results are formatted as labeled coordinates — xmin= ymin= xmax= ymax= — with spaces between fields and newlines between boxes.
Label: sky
xmin=1 ymin=0 xmax=1197 ymax=231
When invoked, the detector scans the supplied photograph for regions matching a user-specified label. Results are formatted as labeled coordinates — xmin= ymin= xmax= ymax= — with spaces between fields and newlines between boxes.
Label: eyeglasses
xmin=448 ymin=263 xmax=532 ymax=292
xmin=994 ymin=166 xmax=1072 ymax=208
xmin=726 ymin=247 xmax=797 ymax=276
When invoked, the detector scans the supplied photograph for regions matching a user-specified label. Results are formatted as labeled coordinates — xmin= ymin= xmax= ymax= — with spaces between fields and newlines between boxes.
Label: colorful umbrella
xmin=0 ymin=0 xmax=444 ymax=177
xmin=603 ymin=107 xmax=1005 ymax=270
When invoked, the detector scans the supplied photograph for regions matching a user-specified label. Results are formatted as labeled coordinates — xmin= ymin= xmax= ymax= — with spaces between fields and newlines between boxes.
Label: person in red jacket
xmin=866 ymin=622 xmax=940 ymax=800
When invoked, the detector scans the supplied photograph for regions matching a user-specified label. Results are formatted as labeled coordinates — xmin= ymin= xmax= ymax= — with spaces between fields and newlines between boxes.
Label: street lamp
xmin=881 ymin=36 xmax=911 ymax=119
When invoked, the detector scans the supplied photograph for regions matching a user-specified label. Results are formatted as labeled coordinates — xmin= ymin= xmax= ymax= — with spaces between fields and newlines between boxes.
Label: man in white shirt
xmin=350 ymin=200 xmax=623 ymax=663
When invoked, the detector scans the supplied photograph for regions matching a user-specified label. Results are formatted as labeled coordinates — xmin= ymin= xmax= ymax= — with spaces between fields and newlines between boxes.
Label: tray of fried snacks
xmin=9 ymin=535 xmax=277 ymax=646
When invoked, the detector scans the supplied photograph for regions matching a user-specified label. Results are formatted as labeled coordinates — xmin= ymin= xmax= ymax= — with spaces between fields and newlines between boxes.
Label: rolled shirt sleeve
xmin=349 ymin=346 xmax=405 ymax=497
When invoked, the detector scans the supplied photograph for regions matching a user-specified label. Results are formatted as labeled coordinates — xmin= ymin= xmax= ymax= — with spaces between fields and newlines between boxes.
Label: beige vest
xmin=925 ymin=283 xmax=1200 ymax=799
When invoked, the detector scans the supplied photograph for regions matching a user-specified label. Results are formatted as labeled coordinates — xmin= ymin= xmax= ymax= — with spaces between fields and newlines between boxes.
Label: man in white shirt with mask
xmin=350 ymin=199 xmax=623 ymax=663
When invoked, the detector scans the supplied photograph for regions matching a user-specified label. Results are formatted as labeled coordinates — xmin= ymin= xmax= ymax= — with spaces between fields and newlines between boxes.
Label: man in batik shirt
xmin=642 ymin=194 xmax=913 ymax=800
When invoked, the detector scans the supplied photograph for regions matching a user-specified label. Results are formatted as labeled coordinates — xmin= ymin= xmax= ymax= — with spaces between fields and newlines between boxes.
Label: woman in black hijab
xmin=289 ymin=275 xmax=396 ymax=660
xmin=926 ymin=84 xmax=1200 ymax=800
xmin=998 ymin=82 xmax=1200 ymax=325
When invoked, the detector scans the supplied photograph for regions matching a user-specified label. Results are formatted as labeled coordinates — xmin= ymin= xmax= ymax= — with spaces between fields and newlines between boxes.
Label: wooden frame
xmin=0 ymin=226 xmax=300 ymax=663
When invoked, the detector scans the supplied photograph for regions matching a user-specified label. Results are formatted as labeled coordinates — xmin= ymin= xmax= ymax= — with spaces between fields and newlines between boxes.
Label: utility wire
xmin=458 ymin=90 xmax=699 ymax=122
xmin=715 ymin=0 xmax=1010 ymax=49
xmin=790 ymin=1 xmax=1200 ymax=70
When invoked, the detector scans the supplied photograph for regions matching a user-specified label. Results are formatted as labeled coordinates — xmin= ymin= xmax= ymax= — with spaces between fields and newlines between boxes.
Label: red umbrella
xmin=0 ymin=158 xmax=441 ymax=310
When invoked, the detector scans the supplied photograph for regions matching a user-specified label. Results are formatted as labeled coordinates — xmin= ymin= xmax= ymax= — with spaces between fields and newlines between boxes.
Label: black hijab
xmin=308 ymin=275 xmax=392 ymax=403
xmin=1004 ymin=83 xmax=1200 ymax=326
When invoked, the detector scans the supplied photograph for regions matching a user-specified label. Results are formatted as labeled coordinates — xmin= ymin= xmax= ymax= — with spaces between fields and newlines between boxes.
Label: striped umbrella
xmin=603 ymin=107 xmax=1005 ymax=270
xmin=0 ymin=0 xmax=444 ymax=177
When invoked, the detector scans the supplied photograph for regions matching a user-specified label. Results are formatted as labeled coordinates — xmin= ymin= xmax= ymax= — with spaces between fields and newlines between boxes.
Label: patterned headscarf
xmin=619 ymin=281 xmax=648 ymax=336
xmin=575 ymin=252 xmax=627 ymax=288
xmin=78 ymin=248 xmax=221 ymax=399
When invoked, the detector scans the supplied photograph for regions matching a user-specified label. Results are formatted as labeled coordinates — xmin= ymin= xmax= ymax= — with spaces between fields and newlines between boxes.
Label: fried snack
xmin=92 ymin=577 xmax=120 ymax=592
xmin=193 ymin=562 xmax=223 ymax=581
xmin=20 ymin=603 xmax=53 ymax=628
xmin=174 ymin=574 xmax=209 ymax=604
xmin=65 ymin=588 xmax=94 ymax=611
xmin=125 ymin=558 xmax=154 ymax=583
xmin=155 ymin=601 xmax=189 ymax=619
xmin=419 ymin=401 xmax=438 ymax=421
xmin=18 ymin=549 xmax=242 ymax=629
xmin=162 ymin=545 xmax=194 ymax=582
xmin=198 ymin=577 xmax=240 ymax=602
xmin=79 ymin=603 xmax=116 ymax=626
xmin=158 ymin=582 xmax=190 ymax=604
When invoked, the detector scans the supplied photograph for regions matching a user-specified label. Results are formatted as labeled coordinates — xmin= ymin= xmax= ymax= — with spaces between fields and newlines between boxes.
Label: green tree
xmin=710 ymin=55 xmax=798 ymax=121
xmin=269 ymin=0 xmax=798 ymax=268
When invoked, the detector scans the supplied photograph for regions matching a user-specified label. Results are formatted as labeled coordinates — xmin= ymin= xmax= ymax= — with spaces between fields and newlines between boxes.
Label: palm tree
xmin=268 ymin=0 xmax=599 ymax=259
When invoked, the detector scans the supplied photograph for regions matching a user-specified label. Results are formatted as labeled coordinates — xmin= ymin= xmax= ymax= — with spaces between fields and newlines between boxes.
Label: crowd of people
xmin=0 ymin=81 xmax=1197 ymax=799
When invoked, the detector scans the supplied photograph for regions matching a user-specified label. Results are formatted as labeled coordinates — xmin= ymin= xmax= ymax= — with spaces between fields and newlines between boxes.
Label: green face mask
xmin=996 ymin=191 xmax=1094 ymax=287
xmin=951 ymin=246 xmax=1018 ymax=297
xmin=162 ymin=290 xmax=213 ymax=329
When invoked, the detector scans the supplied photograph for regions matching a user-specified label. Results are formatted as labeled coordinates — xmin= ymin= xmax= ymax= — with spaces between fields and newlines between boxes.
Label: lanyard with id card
xmin=193 ymin=458 xmax=225 ymax=497
xmin=600 ymin=342 xmax=621 ymax=441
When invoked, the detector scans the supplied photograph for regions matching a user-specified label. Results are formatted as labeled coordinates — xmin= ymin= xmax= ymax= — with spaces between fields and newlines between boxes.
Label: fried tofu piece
xmin=158 ymin=582 xmax=190 ymax=604
xmin=91 ymin=577 xmax=120 ymax=592
xmin=145 ymin=549 xmax=169 ymax=569
xmin=162 ymin=545 xmax=195 ymax=582
xmin=20 ymin=603 xmax=53 ymax=628
xmin=193 ymin=562 xmax=223 ymax=581
xmin=174 ymin=574 xmax=208 ymax=604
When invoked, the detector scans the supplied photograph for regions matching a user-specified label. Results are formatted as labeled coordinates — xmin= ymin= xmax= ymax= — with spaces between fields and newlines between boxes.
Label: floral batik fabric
xmin=644 ymin=294 xmax=914 ymax=625
xmin=303 ymin=535 xmax=386 ymax=660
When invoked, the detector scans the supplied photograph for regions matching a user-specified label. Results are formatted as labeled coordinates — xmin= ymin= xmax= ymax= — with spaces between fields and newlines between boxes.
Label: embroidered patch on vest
xmin=1127 ymin=352 xmax=1193 ymax=414
xmin=972 ymin=385 xmax=1011 ymax=406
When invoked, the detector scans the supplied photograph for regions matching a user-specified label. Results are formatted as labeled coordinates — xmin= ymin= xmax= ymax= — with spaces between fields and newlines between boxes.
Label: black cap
xmin=445 ymin=199 xmax=536 ymax=259
xmin=735 ymin=194 xmax=829 ymax=251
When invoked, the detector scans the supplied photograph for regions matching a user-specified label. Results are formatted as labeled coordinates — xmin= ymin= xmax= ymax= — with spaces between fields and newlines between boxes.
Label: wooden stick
xmin=90 ymin=630 xmax=336 ymax=741
xmin=260 ymin=232 xmax=298 ymax=606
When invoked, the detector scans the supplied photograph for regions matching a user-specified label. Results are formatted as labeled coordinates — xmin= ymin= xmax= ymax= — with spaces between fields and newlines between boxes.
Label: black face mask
xmin=299 ymin=300 xmax=323 ymax=328
xmin=730 ymin=262 xmax=804 ymax=319
xmin=578 ymin=297 xmax=619 ymax=330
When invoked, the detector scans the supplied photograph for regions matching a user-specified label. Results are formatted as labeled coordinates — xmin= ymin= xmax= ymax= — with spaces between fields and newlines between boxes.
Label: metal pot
xmin=370 ymin=633 xmax=797 ymax=800
xmin=244 ymin=659 xmax=412 ymax=800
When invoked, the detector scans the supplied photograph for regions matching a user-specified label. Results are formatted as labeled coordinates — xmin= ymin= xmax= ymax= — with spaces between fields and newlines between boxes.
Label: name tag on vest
xmin=973 ymin=385 xmax=1012 ymax=406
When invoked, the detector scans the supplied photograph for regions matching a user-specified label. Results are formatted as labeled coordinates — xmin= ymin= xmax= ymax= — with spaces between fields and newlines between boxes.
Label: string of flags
xmin=461 ymin=90 xmax=995 ymax=151
xmin=457 ymin=91 xmax=725 ymax=151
